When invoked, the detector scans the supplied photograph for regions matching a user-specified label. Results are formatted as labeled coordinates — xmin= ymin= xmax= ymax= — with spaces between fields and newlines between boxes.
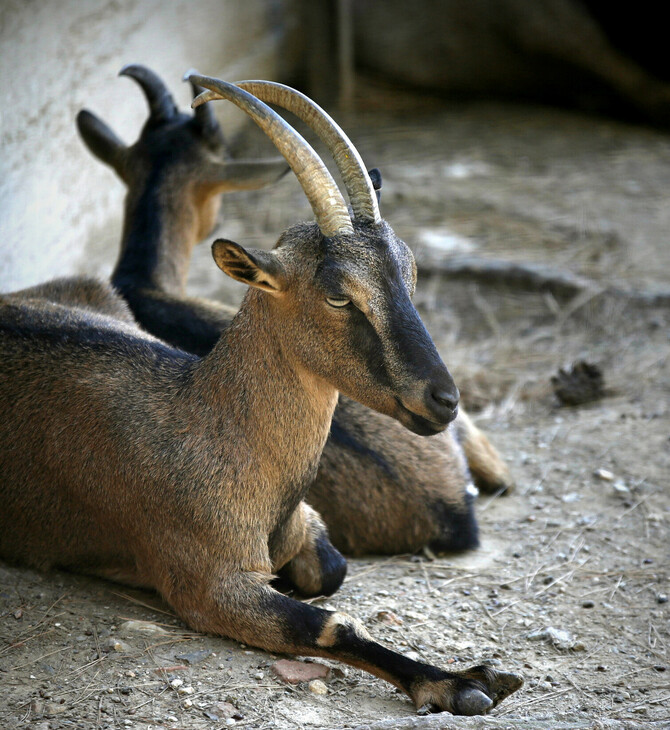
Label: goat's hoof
xmin=479 ymin=667 xmax=524 ymax=706
xmin=453 ymin=667 xmax=523 ymax=715
xmin=413 ymin=665 xmax=523 ymax=715
xmin=454 ymin=687 xmax=493 ymax=715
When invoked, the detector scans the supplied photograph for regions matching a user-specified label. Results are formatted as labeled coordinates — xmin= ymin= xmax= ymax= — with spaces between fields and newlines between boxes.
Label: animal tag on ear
xmin=368 ymin=168 xmax=382 ymax=204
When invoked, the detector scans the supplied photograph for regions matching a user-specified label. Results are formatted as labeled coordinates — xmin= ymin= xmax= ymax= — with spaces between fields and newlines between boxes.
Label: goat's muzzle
xmin=395 ymin=378 xmax=460 ymax=436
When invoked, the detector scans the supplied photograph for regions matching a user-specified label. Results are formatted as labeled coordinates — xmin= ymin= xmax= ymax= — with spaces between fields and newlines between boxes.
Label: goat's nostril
xmin=432 ymin=388 xmax=459 ymax=412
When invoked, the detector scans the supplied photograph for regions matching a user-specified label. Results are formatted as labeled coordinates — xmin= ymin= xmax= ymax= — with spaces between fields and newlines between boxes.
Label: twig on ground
xmin=110 ymin=591 xmax=175 ymax=616
xmin=10 ymin=646 xmax=68 ymax=671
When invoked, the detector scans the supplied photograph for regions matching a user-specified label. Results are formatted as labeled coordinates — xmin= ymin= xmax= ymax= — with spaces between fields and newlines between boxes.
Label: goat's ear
xmin=201 ymin=157 xmax=290 ymax=193
xmin=212 ymin=239 xmax=286 ymax=293
xmin=76 ymin=110 xmax=128 ymax=179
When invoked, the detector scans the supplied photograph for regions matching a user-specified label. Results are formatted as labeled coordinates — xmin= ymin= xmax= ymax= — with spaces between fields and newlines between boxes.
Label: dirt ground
xmin=1 ymin=86 xmax=669 ymax=729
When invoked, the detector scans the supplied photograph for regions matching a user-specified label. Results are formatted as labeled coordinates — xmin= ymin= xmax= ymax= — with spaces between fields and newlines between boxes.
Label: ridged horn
xmin=188 ymin=74 xmax=354 ymax=238
xmin=119 ymin=64 xmax=178 ymax=123
xmin=235 ymin=81 xmax=381 ymax=225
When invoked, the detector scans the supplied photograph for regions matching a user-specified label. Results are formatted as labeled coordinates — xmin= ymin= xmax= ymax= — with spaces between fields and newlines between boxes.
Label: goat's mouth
xmin=395 ymin=398 xmax=457 ymax=436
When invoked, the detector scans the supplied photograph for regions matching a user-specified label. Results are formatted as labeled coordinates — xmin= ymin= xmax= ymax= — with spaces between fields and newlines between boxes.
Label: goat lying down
xmin=0 ymin=75 xmax=522 ymax=715
xmin=76 ymin=65 xmax=514 ymax=557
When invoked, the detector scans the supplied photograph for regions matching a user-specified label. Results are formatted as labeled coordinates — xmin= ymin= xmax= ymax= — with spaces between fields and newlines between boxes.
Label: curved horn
xmin=235 ymin=81 xmax=381 ymax=225
xmin=188 ymin=74 xmax=354 ymax=237
xmin=119 ymin=64 xmax=178 ymax=123
xmin=182 ymin=68 xmax=220 ymax=137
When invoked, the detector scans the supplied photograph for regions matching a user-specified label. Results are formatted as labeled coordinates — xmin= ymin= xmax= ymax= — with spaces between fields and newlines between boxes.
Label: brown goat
xmin=77 ymin=65 xmax=513 ymax=556
xmin=0 ymin=76 xmax=521 ymax=714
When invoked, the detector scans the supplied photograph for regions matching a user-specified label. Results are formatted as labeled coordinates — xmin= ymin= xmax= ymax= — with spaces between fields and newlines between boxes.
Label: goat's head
xmin=191 ymin=76 xmax=459 ymax=435
xmin=76 ymin=64 xmax=288 ymax=242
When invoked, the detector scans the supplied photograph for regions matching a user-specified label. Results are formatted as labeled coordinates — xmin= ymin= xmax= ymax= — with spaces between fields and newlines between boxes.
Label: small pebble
xmin=528 ymin=626 xmax=577 ymax=650
xmin=656 ymin=593 xmax=668 ymax=604
xmin=577 ymin=515 xmax=597 ymax=527
xmin=175 ymin=649 xmax=213 ymax=665
xmin=214 ymin=701 xmax=243 ymax=720
xmin=309 ymin=679 xmax=328 ymax=696
xmin=106 ymin=637 xmax=132 ymax=653
xmin=374 ymin=609 xmax=403 ymax=625
xmin=118 ymin=620 xmax=169 ymax=636
xmin=581 ymin=600 xmax=595 ymax=608
xmin=594 ymin=468 xmax=614 ymax=481
xmin=272 ymin=659 xmax=330 ymax=684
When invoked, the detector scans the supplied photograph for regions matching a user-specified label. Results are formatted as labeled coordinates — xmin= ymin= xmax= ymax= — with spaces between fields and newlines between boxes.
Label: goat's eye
xmin=326 ymin=296 xmax=351 ymax=308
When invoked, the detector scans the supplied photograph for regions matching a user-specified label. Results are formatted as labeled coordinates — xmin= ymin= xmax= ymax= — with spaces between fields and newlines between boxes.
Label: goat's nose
xmin=431 ymin=386 xmax=459 ymax=413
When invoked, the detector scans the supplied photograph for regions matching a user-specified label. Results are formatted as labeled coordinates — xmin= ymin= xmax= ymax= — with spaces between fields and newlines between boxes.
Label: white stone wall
xmin=0 ymin=0 xmax=299 ymax=291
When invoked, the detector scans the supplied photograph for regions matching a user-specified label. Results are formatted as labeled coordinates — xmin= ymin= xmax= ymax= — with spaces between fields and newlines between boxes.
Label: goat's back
xmin=0 ymin=294 xmax=206 ymax=580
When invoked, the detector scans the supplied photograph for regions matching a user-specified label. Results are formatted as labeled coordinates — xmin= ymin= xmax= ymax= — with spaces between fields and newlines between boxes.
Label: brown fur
xmin=12 ymin=277 xmax=136 ymax=323
xmin=78 ymin=67 xmax=513 ymax=557
xmin=0 ymin=71 xmax=524 ymax=710
xmin=0 ymin=212 xmax=521 ymax=713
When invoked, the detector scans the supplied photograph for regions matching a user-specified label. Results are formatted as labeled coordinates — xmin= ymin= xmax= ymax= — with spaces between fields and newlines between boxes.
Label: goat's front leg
xmin=270 ymin=502 xmax=347 ymax=597
xmin=171 ymin=572 xmax=522 ymax=715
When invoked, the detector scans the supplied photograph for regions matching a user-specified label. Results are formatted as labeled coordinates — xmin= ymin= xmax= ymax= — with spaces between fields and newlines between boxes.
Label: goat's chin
xmin=395 ymin=405 xmax=452 ymax=436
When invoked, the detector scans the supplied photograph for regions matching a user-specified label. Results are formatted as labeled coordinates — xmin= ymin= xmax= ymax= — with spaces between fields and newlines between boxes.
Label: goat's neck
xmin=193 ymin=288 xmax=338 ymax=497
xmin=112 ymin=177 xmax=196 ymax=296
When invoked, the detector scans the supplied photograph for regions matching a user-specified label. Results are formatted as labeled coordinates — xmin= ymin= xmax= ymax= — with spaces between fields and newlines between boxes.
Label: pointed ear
xmin=199 ymin=157 xmax=290 ymax=193
xmin=212 ymin=238 xmax=286 ymax=293
xmin=76 ymin=110 xmax=128 ymax=179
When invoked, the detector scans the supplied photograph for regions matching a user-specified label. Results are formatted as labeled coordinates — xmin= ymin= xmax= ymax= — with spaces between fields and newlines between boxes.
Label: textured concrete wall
xmin=0 ymin=0 xmax=299 ymax=291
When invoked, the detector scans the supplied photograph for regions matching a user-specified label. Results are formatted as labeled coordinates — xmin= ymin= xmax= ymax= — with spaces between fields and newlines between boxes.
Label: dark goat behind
xmin=77 ymin=65 xmax=513 ymax=557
